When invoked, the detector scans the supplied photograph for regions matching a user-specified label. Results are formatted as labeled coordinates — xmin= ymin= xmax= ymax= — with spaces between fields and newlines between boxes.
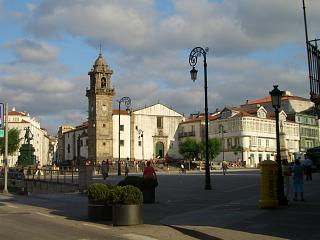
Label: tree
xmin=0 ymin=128 xmax=22 ymax=155
xmin=199 ymin=138 xmax=221 ymax=161
xmin=179 ymin=138 xmax=200 ymax=169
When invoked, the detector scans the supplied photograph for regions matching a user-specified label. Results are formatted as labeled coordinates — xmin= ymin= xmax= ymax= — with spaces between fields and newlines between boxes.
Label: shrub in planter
xmin=87 ymin=183 xmax=109 ymax=204
xmin=112 ymin=185 xmax=143 ymax=226
xmin=118 ymin=185 xmax=143 ymax=205
xmin=87 ymin=183 xmax=113 ymax=221
xmin=118 ymin=176 xmax=158 ymax=203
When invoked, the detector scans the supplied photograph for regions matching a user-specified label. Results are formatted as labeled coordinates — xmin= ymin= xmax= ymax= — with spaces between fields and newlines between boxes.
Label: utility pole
xmin=3 ymin=103 xmax=8 ymax=193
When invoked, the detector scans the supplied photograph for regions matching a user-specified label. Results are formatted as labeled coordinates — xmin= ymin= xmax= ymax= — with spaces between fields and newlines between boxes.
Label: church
xmin=58 ymin=53 xmax=184 ymax=165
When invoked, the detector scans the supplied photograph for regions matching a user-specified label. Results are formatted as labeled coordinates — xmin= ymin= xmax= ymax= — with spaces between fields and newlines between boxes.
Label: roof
xmin=8 ymin=111 xmax=26 ymax=116
xmin=241 ymin=95 xmax=310 ymax=107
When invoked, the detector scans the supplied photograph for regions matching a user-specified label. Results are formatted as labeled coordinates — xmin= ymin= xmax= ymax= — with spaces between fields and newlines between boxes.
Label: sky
xmin=1 ymin=0 xmax=320 ymax=135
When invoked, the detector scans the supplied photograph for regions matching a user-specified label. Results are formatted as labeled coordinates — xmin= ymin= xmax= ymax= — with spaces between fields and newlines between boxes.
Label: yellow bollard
xmin=259 ymin=160 xmax=278 ymax=209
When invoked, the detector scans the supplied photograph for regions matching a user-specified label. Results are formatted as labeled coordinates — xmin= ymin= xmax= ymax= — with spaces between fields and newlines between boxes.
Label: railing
xmin=25 ymin=168 xmax=79 ymax=185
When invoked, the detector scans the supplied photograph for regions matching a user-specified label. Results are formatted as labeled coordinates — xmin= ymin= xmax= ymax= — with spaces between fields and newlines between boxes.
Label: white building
xmin=0 ymin=107 xmax=50 ymax=167
xmin=60 ymin=103 xmax=184 ymax=163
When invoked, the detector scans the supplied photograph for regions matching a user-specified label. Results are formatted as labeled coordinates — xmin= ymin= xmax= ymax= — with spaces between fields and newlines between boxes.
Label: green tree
xmin=179 ymin=138 xmax=200 ymax=169
xmin=199 ymin=138 xmax=221 ymax=161
xmin=0 ymin=128 xmax=22 ymax=155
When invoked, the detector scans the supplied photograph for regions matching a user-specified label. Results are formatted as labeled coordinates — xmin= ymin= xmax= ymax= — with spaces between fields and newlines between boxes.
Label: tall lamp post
xmin=137 ymin=128 xmax=144 ymax=161
xmin=189 ymin=47 xmax=211 ymax=190
xmin=117 ymin=96 xmax=131 ymax=176
xmin=269 ymin=85 xmax=288 ymax=205
xmin=219 ymin=124 xmax=226 ymax=163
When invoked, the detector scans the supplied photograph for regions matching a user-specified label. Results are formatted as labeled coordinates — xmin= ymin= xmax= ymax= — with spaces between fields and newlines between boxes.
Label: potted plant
xmin=118 ymin=176 xmax=158 ymax=204
xmin=87 ymin=183 xmax=113 ymax=221
xmin=112 ymin=185 xmax=143 ymax=226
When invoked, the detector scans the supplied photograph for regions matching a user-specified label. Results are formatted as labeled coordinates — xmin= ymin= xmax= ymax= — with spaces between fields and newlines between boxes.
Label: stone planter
xmin=112 ymin=204 xmax=143 ymax=226
xmin=143 ymin=187 xmax=155 ymax=204
xmin=88 ymin=200 xmax=112 ymax=221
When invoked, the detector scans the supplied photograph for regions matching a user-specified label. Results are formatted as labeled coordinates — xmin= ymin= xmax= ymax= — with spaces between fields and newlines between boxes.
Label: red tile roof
xmin=241 ymin=95 xmax=309 ymax=107
xmin=8 ymin=111 xmax=26 ymax=116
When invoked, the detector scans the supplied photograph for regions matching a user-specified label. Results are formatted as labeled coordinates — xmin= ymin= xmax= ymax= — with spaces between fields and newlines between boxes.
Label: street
xmin=0 ymin=169 xmax=319 ymax=240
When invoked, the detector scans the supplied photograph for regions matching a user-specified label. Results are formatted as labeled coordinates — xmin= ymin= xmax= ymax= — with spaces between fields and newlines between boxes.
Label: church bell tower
xmin=86 ymin=53 xmax=114 ymax=164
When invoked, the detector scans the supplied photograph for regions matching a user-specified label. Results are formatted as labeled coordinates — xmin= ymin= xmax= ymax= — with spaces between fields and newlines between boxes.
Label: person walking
xmin=101 ymin=160 xmax=109 ymax=180
xmin=282 ymin=159 xmax=291 ymax=198
xmin=35 ymin=161 xmax=41 ymax=179
xmin=292 ymin=158 xmax=305 ymax=202
xmin=143 ymin=161 xmax=157 ymax=180
xmin=222 ymin=161 xmax=228 ymax=175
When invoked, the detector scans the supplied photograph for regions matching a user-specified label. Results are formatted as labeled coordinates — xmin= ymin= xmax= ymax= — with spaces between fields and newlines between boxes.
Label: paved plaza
xmin=0 ymin=169 xmax=319 ymax=240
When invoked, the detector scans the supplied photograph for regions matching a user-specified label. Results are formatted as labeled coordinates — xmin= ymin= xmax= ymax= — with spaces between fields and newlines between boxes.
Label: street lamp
xmin=117 ymin=96 xmax=131 ymax=176
xmin=137 ymin=128 xmax=144 ymax=161
xmin=219 ymin=124 xmax=226 ymax=163
xmin=189 ymin=47 xmax=211 ymax=190
xmin=269 ymin=85 xmax=288 ymax=205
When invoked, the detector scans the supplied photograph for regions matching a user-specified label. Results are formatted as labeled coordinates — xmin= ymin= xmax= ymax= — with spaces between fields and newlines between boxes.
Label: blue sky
xmin=0 ymin=0 xmax=319 ymax=134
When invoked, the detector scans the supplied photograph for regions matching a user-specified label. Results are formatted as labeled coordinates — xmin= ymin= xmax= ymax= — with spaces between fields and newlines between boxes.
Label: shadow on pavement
xmin=167 ymin=225 xmax=222 ymax=240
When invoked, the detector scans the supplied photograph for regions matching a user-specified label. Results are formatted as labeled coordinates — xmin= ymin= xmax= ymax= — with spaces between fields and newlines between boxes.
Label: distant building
xmin=0 ymin=107 xmax=49 ymax=167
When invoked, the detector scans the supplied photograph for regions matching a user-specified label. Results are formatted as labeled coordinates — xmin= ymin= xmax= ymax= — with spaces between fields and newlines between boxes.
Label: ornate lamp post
xmin=269 ymin=85 xmax=288 ymax=205
xmin=189 ymin=47 xmax=211 ymax=190
xmin=137 ymin=128 xmax=144 ymax=161
xmin=117 ymin=96 xmax=131 ymax=176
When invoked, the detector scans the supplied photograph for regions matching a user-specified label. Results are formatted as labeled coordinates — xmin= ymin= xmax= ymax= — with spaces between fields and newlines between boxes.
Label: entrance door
xmin=155 ymin=142 xmax=164 ymax=158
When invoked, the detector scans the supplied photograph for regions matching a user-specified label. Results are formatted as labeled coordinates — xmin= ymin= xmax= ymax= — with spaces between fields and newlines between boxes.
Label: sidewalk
xmin=2 ymin=170 xmax=320 ymax=240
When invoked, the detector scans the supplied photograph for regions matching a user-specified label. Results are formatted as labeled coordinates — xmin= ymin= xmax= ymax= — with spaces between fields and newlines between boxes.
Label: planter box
xmin=143 ymin=188 xmax=155 ymax=204
xmin=88 ymin=202 xmax=112 ymax=221
xmin=112 ymin=204 xmax=143 ymax=226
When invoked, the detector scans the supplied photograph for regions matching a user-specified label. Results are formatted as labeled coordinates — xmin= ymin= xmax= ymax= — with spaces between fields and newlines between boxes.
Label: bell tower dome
xmin=86 ymin=53 xmax=115 ymax=164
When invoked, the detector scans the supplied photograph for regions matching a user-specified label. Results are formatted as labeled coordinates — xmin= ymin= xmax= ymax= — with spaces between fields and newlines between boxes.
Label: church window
xmin=103 ymin=124 xmax=106 ymax=128
xmin=103 ymin=142 xmax=106 ymax=146
xmin=101 ymin=77 xmax=106 ymax=88
xmin=120 ymin=140 xmax=124 ymax=146
xmin=157 ymin=117 xmax=163 ymax=129
xmin=120 ymin=125 xmax=124 ymax=131
xmin=67 ymin=144 xmax=70 ymax=153
xmin=138 ymin=141 xmax=142 ymax=146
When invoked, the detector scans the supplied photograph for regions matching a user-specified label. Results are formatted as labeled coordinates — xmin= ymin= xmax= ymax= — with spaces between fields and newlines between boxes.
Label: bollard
xmin=259 ymin=160 xmax=278 ymax=209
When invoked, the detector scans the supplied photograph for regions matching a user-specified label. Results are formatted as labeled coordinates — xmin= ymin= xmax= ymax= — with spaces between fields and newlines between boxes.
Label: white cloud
xmin=4 ymin=39 xmax=59 ymax=64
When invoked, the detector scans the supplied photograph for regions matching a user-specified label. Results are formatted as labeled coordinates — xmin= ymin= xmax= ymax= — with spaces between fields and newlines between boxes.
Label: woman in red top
xmin=143 ymin=161 xmax=157 ymax=179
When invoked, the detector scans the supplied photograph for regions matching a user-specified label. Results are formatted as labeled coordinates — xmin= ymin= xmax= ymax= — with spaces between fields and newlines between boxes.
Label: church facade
xmin=59 ymin=53 xmax=184 ymax=164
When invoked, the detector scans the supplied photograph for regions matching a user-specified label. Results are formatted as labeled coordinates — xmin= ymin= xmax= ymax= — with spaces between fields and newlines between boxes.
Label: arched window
xmin=101 ymin=77 xmax=106 ymax=88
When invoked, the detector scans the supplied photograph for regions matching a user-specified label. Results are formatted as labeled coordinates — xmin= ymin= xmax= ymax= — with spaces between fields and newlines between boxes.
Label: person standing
xmin=101 ymin=160 xmax=109 ymax=180
xmin=125 ymin=157 xmax=129 ymax=177
xmin=292 ymin=159 xmax=305 ymax=201
xmin=303 ymin=155 xmax=313 ymax=181
xmin=282 ymin=159 xmax=291 ymax=198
